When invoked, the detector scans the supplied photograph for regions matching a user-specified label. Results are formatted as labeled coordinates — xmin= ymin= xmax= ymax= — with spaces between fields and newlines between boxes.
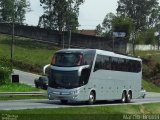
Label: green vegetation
xmin=0 ymin=83 xmax=42 ymax=92
xmin=0 ymin=34 xmax=57 ymax=65
xmin=142 ymin=80 xmax=160 ymax=92
xmin=0 ymin=0 xmax=30 ymax=24
xmin=0 ymin=66 xmax=11 ymax=84
xmin=0 ymin=103 xmax=160 ymax=120
xmin=135 ymin=50 xmax=160 ymax=88
xmin=135 ymin=50 xmax=160 ymax=64
xmin=0 ymin=34 xmax=59 ymax=73
xmin=0 ymin=83 xmax=46 ymax=100
xmin=39 ymin=0 xmax=84 ymax=32
xmin=0 ymin=55 xmax=11 ymax=85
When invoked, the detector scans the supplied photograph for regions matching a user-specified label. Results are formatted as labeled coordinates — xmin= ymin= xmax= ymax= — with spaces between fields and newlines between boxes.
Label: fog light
xmin=48 ymin=94 xmax=51 ymax=98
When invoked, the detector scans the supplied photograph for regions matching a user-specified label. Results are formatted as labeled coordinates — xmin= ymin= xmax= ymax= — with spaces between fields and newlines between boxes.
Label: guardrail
xmin=0 ymin=92 xmax=47 ymax=96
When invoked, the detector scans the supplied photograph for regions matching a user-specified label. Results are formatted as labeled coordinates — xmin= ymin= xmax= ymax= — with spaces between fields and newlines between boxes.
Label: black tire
xmin=126 ymin=92 xmax=132 ymax=103
xmin=43 ymin=85 xmax=47 ymax=90
xmin=88 ymin=91 xmax=95 ymax=105
xmin=142 ymin=94 xmax=145 ymax=98
xmin=61 ymin=100 xmax=68 ymax=104
xmin=121 ymin=91 xmax=127 ymax=103
xmin=35 ymin=83 xmax=39 ymax=88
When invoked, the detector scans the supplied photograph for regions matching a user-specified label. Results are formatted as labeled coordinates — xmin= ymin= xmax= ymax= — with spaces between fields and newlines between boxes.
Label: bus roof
xmin=56 ymin=49 xmax=96 ymax=54
xmin=56 ymin=49 xmax=142 ymax=61
xmin=96 ymin=49 xmax=141 ymax=61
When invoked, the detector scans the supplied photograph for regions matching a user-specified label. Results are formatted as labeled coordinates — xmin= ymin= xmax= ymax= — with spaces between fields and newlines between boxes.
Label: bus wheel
xmin=88 ymin=91 xmax=95 ymax=105
xmin=61 ymin=100 xmax=68 ymax=104
xmin=126 ymin=91 xmax=132 ymax=103
xmin=121 ymin=91 xmax=126 ymax=103
xmin=35 ymin=83 xmax=38 ymax=88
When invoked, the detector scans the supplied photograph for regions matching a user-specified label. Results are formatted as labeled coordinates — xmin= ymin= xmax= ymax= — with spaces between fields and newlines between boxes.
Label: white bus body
xmin=47 ymin=49 xmax=142 ymax=104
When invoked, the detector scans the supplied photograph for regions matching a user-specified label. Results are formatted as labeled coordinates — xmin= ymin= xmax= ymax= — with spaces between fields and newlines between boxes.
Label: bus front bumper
xmin=47 ymin=87 xmax=80 ymax=101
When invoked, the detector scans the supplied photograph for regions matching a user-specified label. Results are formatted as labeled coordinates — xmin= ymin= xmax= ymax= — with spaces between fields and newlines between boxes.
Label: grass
xmin=135 ymin=50 xmax=160 ymax=63
xmin=0 ymin=34 xmax=59 ymax=69
xmin=0 ymin=103 xmax=160 ymax=120
xmin=0 ymin=83 xmax=47 ymax=100
xmin=142 ymin=80 xmax=160 ymax=92
xmin=0 ymin=83 xmax=42 ymax=92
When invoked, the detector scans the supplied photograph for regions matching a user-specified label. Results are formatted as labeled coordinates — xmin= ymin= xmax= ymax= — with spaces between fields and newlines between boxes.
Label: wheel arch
xmin=128 ymin=90 xmax=132 ymax=99
xmin=122 ymin=89 xmax=127 ymax=95
xmin=91 ymin=89 xmax=96 ymax=97
xmin=89 ymin=89 xmax=96 ymax=100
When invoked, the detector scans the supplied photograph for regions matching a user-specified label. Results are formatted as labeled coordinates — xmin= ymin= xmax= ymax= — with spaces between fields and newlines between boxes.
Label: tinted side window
xmin=104 ymin=56 xmax=111 ymax=70
xmin=118 ymin=58 xmax=125 ymax=71
xmin=94 ymin=55 xmax=102 ymax=71
xmin=124 ymin=60 xmax=141 ymax=73
xmin=94 ymin=55 xmax=141 ymax=73
xmin=83 ymin=52 xmax=95 ymax=67
xmin=133 ymin=60 xmax=141 ymax=73
xmin=94 ymin=55 xmax=111 ymax=71
xmin=111 ymin=57 xmax=118 ymax=71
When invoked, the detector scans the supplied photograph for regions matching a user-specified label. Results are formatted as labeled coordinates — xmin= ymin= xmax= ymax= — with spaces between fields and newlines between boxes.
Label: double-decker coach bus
xmin=47 ymin=49 xmax=142 ymax=104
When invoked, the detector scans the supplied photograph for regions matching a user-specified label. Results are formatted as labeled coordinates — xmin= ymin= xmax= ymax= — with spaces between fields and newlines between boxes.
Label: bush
xmin=0 ymin=57 xmax=11 ymax=85
xmin=0 ymin=66 xmax=11 ymax=85
xmin=142 ymin=57 xmax=156 ymax=79
xmin=0 ymin=56 xmax=11 ymax=68
xmin=142 ymin=56 xmax=160 ymax=86
xmin=13 ymin=60 xmax=42 ymax=73
xmin=142 ymin=64 xmax=151 ymax=78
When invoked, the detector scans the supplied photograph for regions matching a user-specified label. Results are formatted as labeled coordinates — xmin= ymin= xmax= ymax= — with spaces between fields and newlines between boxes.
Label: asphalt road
xmin=0 ymin=92 xmax=160 ymax=110
xmin=1 ymin=69 xmax=157 ymax=110
xmin=13 ymin=69 xmax=40 ymax=87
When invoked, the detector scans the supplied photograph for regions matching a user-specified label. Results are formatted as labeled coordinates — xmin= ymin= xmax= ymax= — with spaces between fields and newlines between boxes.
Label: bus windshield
xmin=49 ymin=69 xmax=91 ymax=89
xmin=52 ymin=53 xmax=83 ymax=67
xmin=49 ymin=70 xmax=80 ymax=89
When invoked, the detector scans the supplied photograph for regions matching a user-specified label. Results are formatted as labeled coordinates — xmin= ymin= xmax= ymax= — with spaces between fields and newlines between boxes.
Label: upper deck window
xmin=51 ymin=53 xmax=83 ymax=67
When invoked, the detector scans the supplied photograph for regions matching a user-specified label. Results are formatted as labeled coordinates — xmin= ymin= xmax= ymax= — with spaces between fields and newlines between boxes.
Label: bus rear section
xmin=90 ymin=50 xmax=142 ymax=103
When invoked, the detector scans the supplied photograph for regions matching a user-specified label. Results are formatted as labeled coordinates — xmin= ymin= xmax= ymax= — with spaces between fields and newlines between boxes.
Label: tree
xmin=0 ymin=0 xmax=30 ymax=24
xmin=112 ymin=16 xmax=134 ymax=52
xmin=117 ymin=0 xmax=159 ymax=31
xmin=117 ymin=0 xmax=160 ymax=55
xmin=112 ymin=16 xmax=134 ymax=40
xmin=38 ymin=0 xmax=84 ymax=32
xmin=136 ymin=28 xmax=156 ymax=45
xmin=102 ymin=12 xmax=115 ymax=33
xmin=96 ymin=24 xmax=102 ymax=36
xmin=0 ymin=0 xmax=13 ymax=22
xmin=148 ymin=6 xmax=160 ymax=28
xmin=101 ymin=12 xmax=115 ymax=38
xmin=14 ymin=0 xmax=31 ymax=24
xmin=102 ymin=13 xmax=133 ymax=40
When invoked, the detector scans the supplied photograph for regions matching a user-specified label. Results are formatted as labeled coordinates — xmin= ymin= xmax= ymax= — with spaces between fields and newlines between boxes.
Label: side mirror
xmin=43 ymin=64 xmax=51 ymax=76
xmin=78 ymin=65 xmax=90 ymax=76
